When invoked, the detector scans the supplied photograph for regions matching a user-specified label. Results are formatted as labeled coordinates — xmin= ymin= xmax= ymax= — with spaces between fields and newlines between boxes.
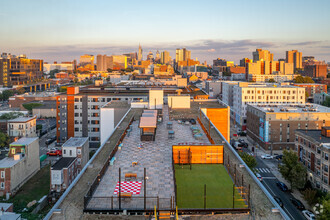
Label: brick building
xmin=293 ymin=83 xmax=327 ymax=98
xmin=0 ymin=137 xmax=40 ymax=197
xmin=295 ymin=127 xmax=330 ymax=193
xmin=304 ymin=64 xmax=328 ymax=78
xmin=62 ymin=137 xmax=89 ymax=173
xmin=246 ymin=103 xmax=330 ymax=151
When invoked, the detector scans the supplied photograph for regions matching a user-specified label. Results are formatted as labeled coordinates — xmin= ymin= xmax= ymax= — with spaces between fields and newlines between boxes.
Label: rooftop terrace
xmin=249 ymin=103 xmax=330 ymax=113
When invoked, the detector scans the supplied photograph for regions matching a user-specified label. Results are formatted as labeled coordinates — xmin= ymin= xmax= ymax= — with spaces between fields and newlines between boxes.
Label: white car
xmin=261 ymin=154 xmax=273 ymax=159
xmin=302 ymin=210 xmax=315 ymax=220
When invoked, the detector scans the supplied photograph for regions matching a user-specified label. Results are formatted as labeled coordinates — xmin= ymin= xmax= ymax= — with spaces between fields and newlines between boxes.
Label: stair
xmin=158 ymin=211 xmax=172 ymax=219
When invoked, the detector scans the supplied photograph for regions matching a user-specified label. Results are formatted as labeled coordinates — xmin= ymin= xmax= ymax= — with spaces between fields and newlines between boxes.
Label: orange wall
xmin=173 ymin=145 xmax=223 ymax=164
xmin=205 ymin=108 xmax=230 ymax=141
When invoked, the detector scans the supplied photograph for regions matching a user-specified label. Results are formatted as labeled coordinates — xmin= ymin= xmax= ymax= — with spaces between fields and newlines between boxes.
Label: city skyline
xmin=1 ymin=0 xmax=330 ymax=63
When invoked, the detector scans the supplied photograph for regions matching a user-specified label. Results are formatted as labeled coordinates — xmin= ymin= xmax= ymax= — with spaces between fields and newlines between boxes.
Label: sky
xmin=1 ymin=0 xmax=330 ymax=64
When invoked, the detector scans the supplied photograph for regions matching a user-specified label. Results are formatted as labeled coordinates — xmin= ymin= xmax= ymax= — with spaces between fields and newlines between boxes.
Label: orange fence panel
xmin=173 ymin=145 xmax=223 ymax=164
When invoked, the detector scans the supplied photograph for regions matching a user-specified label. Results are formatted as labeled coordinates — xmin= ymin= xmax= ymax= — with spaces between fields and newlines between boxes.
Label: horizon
xmin=1 ymin=0 xmax=330 ymax=64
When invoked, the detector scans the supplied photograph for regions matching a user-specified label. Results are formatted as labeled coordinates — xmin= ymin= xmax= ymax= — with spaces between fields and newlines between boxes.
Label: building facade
xmin=7 ymin=116 xmax=37 ymax=139
xmin=0 ymin=137 xmax=40 ymax=196
xmin=50 ymin=157 xmax=77 ymax=193
xmin=246 ymin=104 xmax=330 ymax=151
xmin=222 ymin=82 xmax=306 ymax=129
xmin=286 ymin=50 xmax=302 ymax=70
xmin=295 ymin=127 xmax=330 ymax=193
xmin=293 ymin=83 xmax=327 ymax=98
xmin=175 ymin=48 xmax=191 ymax=62
xmin=304 ymin=64 xmax=328 ymax=78
xmin=0 ymin=56 xmax=43 ymax=87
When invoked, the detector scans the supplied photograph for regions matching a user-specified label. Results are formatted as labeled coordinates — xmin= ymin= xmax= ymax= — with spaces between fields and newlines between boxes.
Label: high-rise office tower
xmin=161 ymin=51 xmax=170 ymax=64
xmin=138 ymin=44 xmax=143 ymax=61
xmin=286 ymin=50 xmax=302 ymax=70
xmin=252 ymin=49 xmax=273 ymax=62
xmin=175 ymin=48 xmax=191 ymax=62
xmin=155 ymin=50 xmax=160 ymax=60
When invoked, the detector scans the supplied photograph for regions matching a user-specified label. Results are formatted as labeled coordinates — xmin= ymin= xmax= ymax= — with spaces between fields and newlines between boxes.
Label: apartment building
xmin=304 ymin=64 xmax=328 ymax=78
xmin=7 ymin=116 xmax=37 ymax=139
xmin=0 ymin=55 xmax=43 ymax=87
xmin=314 ymin=92 xmax=330 ymax=105
xmin=50 ymin=157 xmax=77 ymax=194
xmin=246 ymin=103 xmax=330 ymax=151
xmin=205 ymin=81 xmax=222 ymax=98
xmin=56 ymin=86 xmax=147 ymax=146
xmin=0 ymin=137 xmax=40 ymax=197
xmin=62 ymin=137 xmax=89 ymax=172
xmin=295 ymin=127 xmax=330 ymax=193
xmin=293 ymin=83 xmax=327 ymax=98
xmin=222 ymin=82 xmax=305 ymax=129
xmin=286 ymin=50 xmax=302 ymax=70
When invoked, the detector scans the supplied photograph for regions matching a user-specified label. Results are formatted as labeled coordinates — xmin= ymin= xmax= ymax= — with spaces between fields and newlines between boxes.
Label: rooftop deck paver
xmin=87 ymin=106 xmax=210 ymax=210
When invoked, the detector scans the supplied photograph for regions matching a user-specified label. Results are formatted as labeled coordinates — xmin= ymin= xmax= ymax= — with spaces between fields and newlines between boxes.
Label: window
xmin=77 ymin=149 xmax=81 ymax=155
xmin=78 ymin=158 xmax=81 ymax=165
xmin=63 ymin=149 xmax=66 ymax=154
xmin=0 ymin=182 xmax=4 ymax=189
xmin=70 ymin=150 xmax=72 ymax=156
xmin=317 ymin=148 xmax=321 ymax=154
xmin=324 ymin=165 xmax=328 ymax=172
xmin=11 ymin=148 xmax=15 ymax=155
xmin=1 ymin=171 xmax=4 ymax=179
xmin=325 ymin=153 xmax=328 ymax=161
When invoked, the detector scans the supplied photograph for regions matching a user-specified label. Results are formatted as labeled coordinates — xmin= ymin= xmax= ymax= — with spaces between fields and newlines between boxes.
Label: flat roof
xmin=101 ymin=100 xmax=130 ymax=109
xmin=8 ymin=116 xmax=36 ymax=123
xmin=249 ymin=103 xmax=330 ymax=113
xmin=139 ymin=116 xmax=157 ymax=128
xmin=296 ymin=129 xmax=330 ymax=146
xmin=62 ymin=137 xmax=88 ymax=148
xmin=52 ymin=157 xmax=76 ymax=170
xmin=10 ymin=137 xmax=38 ymax=146
xmin=0 ymin=157 xmax=21 ymax=168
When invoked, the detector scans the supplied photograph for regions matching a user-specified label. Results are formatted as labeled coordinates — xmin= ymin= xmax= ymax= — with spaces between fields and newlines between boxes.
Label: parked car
xmin=261 ymin=154 xmax=273 ymax=159
xmin=238 ymin=131 xmax=247 ymax=136
xmin=275 ymin=155 xmax=283 ymax=160
xmin=189 ymin=119 xmax=196 ymax=125
xmin=256 ymin=173 xmax=263 ymax=182
xmin=274 ymin=196 xmax=283 ymax=207
xmin=276 ymin=181 xmax=288 ymax=192
xmin=290 ymin=198 xmax=305 ymax=210
xmin=45 ymin=136 xmax=56 ymax=145
xmin=302 ymin=210 xmax=315 ymax=220
xmin=47 ymin=149 xmax=62 ymax=156
xmin=233 ymin=141 xmax=244 ymax=150
xmin=238 ymin=139 xmax=248 ymax=148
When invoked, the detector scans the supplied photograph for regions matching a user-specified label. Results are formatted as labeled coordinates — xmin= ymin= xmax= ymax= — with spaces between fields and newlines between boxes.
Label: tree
xmin=22 ymin=103 xmax=43 ymax=112
xmin=303 ymin=188 xmax=318 ymax=206
xmin=239 ymin=152 xmax=257 ymax=169
xmin=49 ymin=69 xmax=60 ymax=78
xmin=268 ymin=78 xmax=276 ymax=83
xmin=294 ymin=75 xmax=315 ymax=83
xmin=318 ymin=198 xmax=330 ymax=220
xmin=16 ymin=87 xmax=26 ymax=95
xmin=305 ymin=91 xmax=310 ymax=100
xmin=279 ymin=150 xmax=307 ymax=190
xmin=0 ymin=90 xmax=14 ymax=101
xmin=0 ymin=132 xmax=10 ymax=148
xmin=107 ymin=68 xmax=113 ymax=72
xmin=0 ymin=112 xmax=24 ymax=120
xmin=322 ymin=96 xmax=330 ymax=107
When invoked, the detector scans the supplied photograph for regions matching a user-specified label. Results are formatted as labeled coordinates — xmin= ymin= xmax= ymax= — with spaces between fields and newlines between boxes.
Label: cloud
xmin=287 ymin=41 xmax=323 ymax=46
xmin=207 ymin=49 xmax=216 ymax=52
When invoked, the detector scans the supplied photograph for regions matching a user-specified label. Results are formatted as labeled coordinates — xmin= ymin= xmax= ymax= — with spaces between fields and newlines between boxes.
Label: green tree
xmin=279 ymin=150 xmax=307 ymax=190
xmin=302 ymin=188 xmax=318 ymax=206
xmin=107 ymin=68 xmax=113 ymax=72
xmin=0 ymin=132 xmax=10 ymax=148
xmin=0 ymin=112 xmax=24 ymax=120
xmin=49 ymin=69 xmax=60 ymax=78
xmin=239 ymin=152 xmax=257 ymax=169
xmin=322 ymin=96 xmax=330 ymax=107
xmin=294 ymin=75 xmax=315 ymax=83
xmin=305 ymin=91 xmax=310 ymax=100
xmin=268 ymin=78 xmax=276 ymax=83
xmin=16 ymin=87 xmax=26 ymax=95
xmin=22 ymin=103 xmax=43 ymax=112
xmin=0 ymin=90 xmax=14 ymax=101
xmin=318 ymin=198 xmax=330 ymax=220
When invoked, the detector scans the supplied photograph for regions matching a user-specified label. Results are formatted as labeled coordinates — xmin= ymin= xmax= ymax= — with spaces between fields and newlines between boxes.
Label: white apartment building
xmin=7 ymin=116 xmax=37 ymax=138
xmin=222 ymin=82 xmax=305 ymax=129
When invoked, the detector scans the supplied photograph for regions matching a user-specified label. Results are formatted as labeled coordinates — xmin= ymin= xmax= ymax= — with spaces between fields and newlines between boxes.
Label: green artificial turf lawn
xmin=174 ymin=164 xmax=246 ymax=209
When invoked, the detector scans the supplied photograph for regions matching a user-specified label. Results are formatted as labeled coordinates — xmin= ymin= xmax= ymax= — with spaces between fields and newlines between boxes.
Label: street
xmin=230 ymin=125 xmax=306 ymax=220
